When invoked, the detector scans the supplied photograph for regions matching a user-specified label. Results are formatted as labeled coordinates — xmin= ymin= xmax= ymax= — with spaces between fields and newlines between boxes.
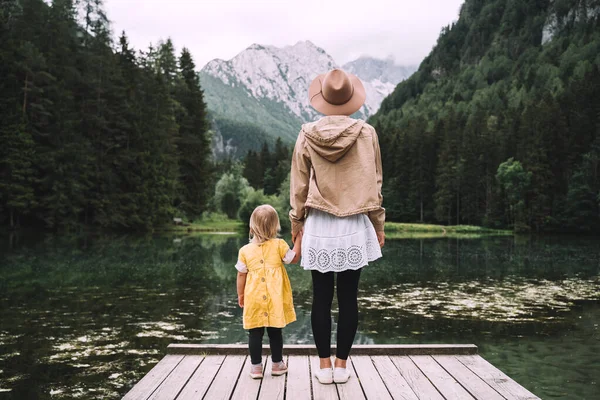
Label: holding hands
xmin=292 ymin=228 xmax=303 ymax=244
xmin=376 ymin=231 xmax=385 ymax=248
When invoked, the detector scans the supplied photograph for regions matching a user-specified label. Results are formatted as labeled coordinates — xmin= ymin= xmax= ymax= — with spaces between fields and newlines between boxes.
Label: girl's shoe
xmin=271 ymin=361 xmax=288 ymax=376
xmin=250 ymin=363 xmax=263 ymax=379
xmin=333 ymin=367 xmax=351 ymax=383
xmin=314 ymin=367 xmax=333 ymax=384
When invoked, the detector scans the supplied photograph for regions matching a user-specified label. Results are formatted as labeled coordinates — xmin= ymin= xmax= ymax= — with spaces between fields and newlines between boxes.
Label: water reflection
xmin=362 ymin=277 xmax=600 ymax=322
xmin=0 ymin=233 xmax=598 ymax=399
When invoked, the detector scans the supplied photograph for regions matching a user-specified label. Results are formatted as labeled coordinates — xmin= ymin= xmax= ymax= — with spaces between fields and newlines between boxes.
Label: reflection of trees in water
xmin=360 ymin=236 xmax=600 ymax=285
xmin=1 ymin=233 xmax=599 ymax=398
xmin=200 ymin=234 xmax=599 ymax=348
xmin=0 ymin=234 xmax=251 ymax=399
xmin=1 ymin=234 xmax=243 ymax=291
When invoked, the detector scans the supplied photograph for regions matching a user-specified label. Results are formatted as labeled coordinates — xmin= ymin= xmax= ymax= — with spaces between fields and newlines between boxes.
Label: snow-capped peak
xmin=201 ymin=41 xmax=416 ymax=122
xmin=202 ymin=40 xmax=336 ymax=121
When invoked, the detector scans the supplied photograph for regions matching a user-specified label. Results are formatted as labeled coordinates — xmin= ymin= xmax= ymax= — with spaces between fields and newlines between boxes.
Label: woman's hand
xmin=292 ymin=228 xmax=304 ymax=244
xmin=290 ymin=229 xmax=303 ymax=264
xmin=238 ymin=295 xmax=244 ymax=308
xmin=294 ymin=229 xmax=303 ymax=244
xmin=376 ymin=231 xmax=385 ymax=248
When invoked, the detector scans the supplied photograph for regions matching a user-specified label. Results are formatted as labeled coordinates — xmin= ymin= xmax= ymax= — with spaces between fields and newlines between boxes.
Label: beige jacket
xmin=289 ymin=115 xmax=385 ymax=235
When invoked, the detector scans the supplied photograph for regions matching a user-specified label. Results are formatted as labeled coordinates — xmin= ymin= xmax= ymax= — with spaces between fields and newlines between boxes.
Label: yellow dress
xmin=237 ymin=239 xmax=296 ymax=330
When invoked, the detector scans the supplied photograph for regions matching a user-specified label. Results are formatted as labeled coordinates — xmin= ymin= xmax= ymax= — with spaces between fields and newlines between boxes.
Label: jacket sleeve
xmin=289 ymin=131 xmax=311 ymax=236
xmin=368 ymin=128 xmax=386 ymax=232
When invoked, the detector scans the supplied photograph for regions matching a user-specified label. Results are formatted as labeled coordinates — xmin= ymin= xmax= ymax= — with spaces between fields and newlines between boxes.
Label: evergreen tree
xmin=518 ymin=96 xmax=563 ymax=231
xmin=157 ymin=38 xmax=178 ymax=84
xmin=174 ymin=47 xmax=212 ymax=218
xmin=36 ymin=0 xmax=93 ymax=230
xmin=0 ymin=124 xmax=36 ymax=228
xmin=243 ymin=150 xmax=262 ymax=189
xmin=3 ymin=0 xmax=600 ymax=233
xmin=371 ymin=0 xmax=600 ymax=232
xmin=263 ymin=167 xmax=277 ymax=195
xmin=241 ymin=139 xmax=290 ymax=195
xmin=273 ymin=137 xmax=291 ymax=195
xmin=0 ymin=0 xmax=215 ymax=231
xmin=258 ymin=141 xmax=271 ymax=190
xmin=434 ymin=110 xmax=464 ymax=224
xmin=565 ymin=138 xmax=600 ymax=232
xmin=133 ymin=46 xmax=180 ymax=228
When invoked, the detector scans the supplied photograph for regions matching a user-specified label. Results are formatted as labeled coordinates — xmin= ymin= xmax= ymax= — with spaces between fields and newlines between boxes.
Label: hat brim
xmin=309 ymin=73 xmax=366 ymax=116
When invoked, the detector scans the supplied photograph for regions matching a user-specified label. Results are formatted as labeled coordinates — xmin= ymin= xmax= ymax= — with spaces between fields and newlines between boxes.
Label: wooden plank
xmin=123 ymin=354 xmax=184 ymax=400
xmin=457 ymin=356 xmax=540 ymax=400
xmin=230 ymin=355 xmax=267 ymax=400
xmin=175 ymin=355 xmax=226 ymax=400
xmin=310 ymin=356 xmax=339 ymax=400
xmin=371 ymin=356 xmax=418 ymax=400
xmin=167 ymin=344 xmax=478 ymax=356
xmin=390 ymin=356 xmax=445 ymax=400
xmin=148 ymin=356 xmax=204 ymax=400
xmin=258 ymin=356 xmax=287 ymax=400
xmin=201 ymin=355 xmax=247 ymax=400
xmin=336 ymin=357 xmax=365 ymax=400
xmin=434 ymin=356 xmax=505 ymax=400
xmin=285 ymin=356 xmax=311 ymax=400
xmin=410 ymin=355 xmax=475 ymax=399
xmin=351 ymin=356 xmax=392 ymax=399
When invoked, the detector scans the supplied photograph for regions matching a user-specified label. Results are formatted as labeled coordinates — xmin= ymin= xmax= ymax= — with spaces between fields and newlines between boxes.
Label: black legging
xmin=248 ymin=327 xmax=283 ymax=365
xmin=311 ymin=269 xmax=362 ymax=360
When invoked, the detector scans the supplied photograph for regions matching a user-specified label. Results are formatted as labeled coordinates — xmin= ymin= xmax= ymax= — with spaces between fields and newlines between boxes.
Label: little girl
xmin=236 ymin=204 xmax=301 ymax=379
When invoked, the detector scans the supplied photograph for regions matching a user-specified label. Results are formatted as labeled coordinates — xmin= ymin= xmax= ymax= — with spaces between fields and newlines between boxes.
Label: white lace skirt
xmin=301 ymin=208 xmax=382 ymax=272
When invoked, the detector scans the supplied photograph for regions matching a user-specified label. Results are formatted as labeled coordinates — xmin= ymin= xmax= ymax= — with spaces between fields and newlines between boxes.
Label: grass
xmin=157 ymin=216 xmax=512 ymax=238
xmin=384 ymin=222 xmax=512 ymax=237
xmin=156 ymin=213 xmax=244 ymax=233
xmin=386 ymin=231 xmax=510 ymax=239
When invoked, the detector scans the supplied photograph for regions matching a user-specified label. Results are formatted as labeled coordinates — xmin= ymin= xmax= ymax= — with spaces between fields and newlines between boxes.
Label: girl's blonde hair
xmin=249 ymin=204 xmax=281 ymax=243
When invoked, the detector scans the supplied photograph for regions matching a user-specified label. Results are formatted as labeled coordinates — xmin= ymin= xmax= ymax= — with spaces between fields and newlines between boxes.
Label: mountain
xmin=370 ymin=0 xmax=600 ymax=233
xmin=200 ymin=41 xmax=416 ymax=157
xmin=342 ymin=57 xmax=417 ymax=116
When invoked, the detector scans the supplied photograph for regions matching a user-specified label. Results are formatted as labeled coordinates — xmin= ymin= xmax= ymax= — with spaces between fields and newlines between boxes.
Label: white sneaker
xmin=333 ymin=367 xmax=351 ymax=384
xmin=314 ymin=368 xmax=333 ymax=384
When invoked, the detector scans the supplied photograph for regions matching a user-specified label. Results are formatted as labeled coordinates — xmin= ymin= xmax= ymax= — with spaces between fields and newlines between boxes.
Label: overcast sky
xmin=104 ymin=0 xmax=464 ymax=69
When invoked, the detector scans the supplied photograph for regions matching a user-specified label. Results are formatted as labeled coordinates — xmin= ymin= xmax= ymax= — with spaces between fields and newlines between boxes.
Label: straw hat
xmin=308 ymin=69 xmax=366 ymax=116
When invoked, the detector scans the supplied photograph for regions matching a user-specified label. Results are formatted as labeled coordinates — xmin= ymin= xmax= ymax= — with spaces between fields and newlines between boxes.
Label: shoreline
xmin=384 ymin=222 xmax=512 ymax=235
xmin=156 ymin=220 xmax=512 ymax=236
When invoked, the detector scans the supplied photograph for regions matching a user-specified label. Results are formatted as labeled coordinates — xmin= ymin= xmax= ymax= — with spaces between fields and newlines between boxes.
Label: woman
xmin=289 ymin=68 xmax=385 ymax=384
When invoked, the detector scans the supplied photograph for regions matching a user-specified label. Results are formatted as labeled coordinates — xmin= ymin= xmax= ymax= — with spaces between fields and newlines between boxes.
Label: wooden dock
xmin=123 ymin=344 xmax=540 ymax=400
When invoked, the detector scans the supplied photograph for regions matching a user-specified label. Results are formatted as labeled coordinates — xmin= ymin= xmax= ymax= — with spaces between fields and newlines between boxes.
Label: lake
xmin=0 ymin=232 xmax=598 ymax=399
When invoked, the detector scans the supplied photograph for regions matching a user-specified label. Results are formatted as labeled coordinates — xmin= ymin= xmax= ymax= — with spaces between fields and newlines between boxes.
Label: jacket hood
xmin=301 ymin=116 xmax=365 ymax=162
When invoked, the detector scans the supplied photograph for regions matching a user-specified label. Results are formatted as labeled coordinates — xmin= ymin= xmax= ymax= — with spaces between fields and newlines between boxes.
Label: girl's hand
xmin=290 ymin=229 xmax=303 ymax=264
xmin=292 ymin=228 xmax=304 ymax=243
xmin=294 ymin=229 xmax=303 ymax=245
xmin=238 ymin=295 xmax=244 ymax=308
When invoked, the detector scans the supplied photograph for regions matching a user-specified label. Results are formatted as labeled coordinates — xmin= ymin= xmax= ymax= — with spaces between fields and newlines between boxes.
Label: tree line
xmin=212 ymin=139 xmax=292 ymax=228
xmin=3 ymin=0 xmax=600 ymax=234
xmin=371 ymin=0 xmax=600 ymax=233
xmin=0 ymin=0 xmax=212 ymax=230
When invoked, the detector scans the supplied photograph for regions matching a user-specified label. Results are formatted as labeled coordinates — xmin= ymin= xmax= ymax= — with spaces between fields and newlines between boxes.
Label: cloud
xmin=104 ymin=0 xmax=464 ymax=68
